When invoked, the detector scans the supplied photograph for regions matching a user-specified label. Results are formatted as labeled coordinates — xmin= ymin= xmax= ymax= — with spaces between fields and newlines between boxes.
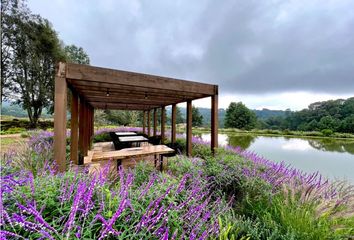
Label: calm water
xmin=197 ymin=133 xmax=354 ymax=183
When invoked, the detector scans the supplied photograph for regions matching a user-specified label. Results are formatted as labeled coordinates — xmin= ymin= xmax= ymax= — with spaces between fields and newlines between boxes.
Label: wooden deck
xmin=83 ymin=142 xmax=173 ymax=173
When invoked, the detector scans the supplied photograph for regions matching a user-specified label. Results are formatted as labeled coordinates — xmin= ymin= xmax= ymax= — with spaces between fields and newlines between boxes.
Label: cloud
xmin=29 ymin=0 xmax=354 ymax=96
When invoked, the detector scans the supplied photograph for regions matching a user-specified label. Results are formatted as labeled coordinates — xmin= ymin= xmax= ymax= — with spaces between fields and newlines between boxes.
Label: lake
xmin=197 ymin=133 xmax=354 ymax=183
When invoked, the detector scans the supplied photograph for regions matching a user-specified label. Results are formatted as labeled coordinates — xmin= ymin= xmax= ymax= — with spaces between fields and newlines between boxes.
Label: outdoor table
xmin=92 ymin=145 xmax=175 ymax=171
xmin=118 ymin=136 xmax=148 ymax=146
xmin=115 ymin=132 xmax=137 ymax=136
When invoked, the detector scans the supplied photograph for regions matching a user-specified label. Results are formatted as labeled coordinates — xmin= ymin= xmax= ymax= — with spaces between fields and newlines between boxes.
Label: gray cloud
xmin=29 ymin=0 xmax=354 ymax=95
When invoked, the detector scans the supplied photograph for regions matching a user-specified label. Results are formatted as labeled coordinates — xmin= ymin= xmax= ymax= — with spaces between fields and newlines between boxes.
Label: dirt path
xmin=0 ymin=134 xmax=26 ymax=154
xmin=0 ymin=133 xmax=22 ymax=138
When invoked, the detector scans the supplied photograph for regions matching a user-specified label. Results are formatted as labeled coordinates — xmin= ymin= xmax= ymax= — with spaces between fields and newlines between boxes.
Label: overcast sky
xmin=29 ymin=0 xmax=354 ymax=110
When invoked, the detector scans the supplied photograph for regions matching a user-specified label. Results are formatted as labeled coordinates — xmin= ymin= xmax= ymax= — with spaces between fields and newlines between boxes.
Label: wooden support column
xmin=147 ymin=110 xmax=151 ymax=137
xmin=83 ymin=102 xmax=88 ymax=156
xmin=171 ymin=104 xmax=176 ymax=144
xmin=70 ymin=90 xmax=79 ymax=165
xmin=161 ymin=106 xmax=165 ymax=143
xmin=211 ymin=88 xmax=218 ymax=155
xmin=54 ymin=62 xmax=67 ymax=172
xmin=78 ymin=98 xmax=84 ymax=164
xmin=88 ymin=105 xmax=92 ymax=150
xmin=186 ymin=100 xmax=192 ymax=157
xmin=91 ymin=106 xmax=94 ymax=145
xmin=142 ymin=111 xmax=146 ymax=134
xmin=153 ymin=108 xmax=157 ymax=136
xmin=84 ymin=102 xmax=90 ymax=155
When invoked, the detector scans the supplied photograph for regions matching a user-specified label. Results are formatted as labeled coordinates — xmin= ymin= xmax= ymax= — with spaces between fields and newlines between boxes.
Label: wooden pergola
xmin=54 ymin=62 xmax=218 ymax=172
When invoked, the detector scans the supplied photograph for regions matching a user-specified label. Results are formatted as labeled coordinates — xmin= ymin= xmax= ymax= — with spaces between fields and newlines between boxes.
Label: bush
xmin=322 ymin=129 xmax=334 ymax=137
xmin=20 ymin=132 xmax=30 ymax=138
xmin=1 ymin=127 xmax=26 ymax=134
xmin=93 ymin=132 xmax=111 ymax=143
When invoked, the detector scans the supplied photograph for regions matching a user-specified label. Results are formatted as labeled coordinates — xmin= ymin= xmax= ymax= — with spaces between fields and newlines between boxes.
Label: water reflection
xmin=308 ymin=139 xmax=354 ymax=154
xmin=197 ymin=133 xmax=354 ymax=183
xmin=211 ymin=133 xmax=354 ymax=154
xmin=227 ymin=134 xmax=256 ymax=149
xmin=281 ymin=139 xmax=312 ymax=151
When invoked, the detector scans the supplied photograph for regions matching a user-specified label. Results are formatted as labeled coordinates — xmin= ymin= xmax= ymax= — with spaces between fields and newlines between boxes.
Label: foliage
xmin=1 ymin=129 xmax=354 ymax=239
xmin=104 ymin=110 xmax=141 ymax=126
xmin=1 ymin=0 xmax=66 ymax=127
xmin=192 ymin=105 xmax=203 ymax=127
xmin=262 ymin=97 xmax=354 ymax=134
xmin=0 ymin=127 xmax=26 ymax=134
xmin=1 ymin=160 xmax=228 ymax=239
xmin=0 ymin=119 xmax=53 ymax=132
xmin=1 ymin=102 xmax=53 ymax=118
xmin=169 ymin=138 xmax=354 ymax=239
xmin=93 ymin=132 xmax=111 ymax=143
xmin=225 ymin=102 xmax=257 ymax=130
xmin=64 ymin=44 xmax=90 ymax=64
xmin=176 ymin=106 xmax=185 ymax=124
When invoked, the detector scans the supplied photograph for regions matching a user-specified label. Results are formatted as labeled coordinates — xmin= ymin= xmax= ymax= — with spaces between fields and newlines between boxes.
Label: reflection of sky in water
xmin=281 ymin=139 xmax=312 ymax=151
xmin=201 ymin=133 xmax=228 ymax=145
xmin=198 ymin=133 xmax=354 ymax=183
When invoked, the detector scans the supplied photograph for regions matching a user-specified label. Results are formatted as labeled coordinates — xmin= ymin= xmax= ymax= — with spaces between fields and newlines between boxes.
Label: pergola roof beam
xmin=67 ymin=79 xmax=207 ymax=98
xmin=66 ymin=63 xmax=217 ymax=95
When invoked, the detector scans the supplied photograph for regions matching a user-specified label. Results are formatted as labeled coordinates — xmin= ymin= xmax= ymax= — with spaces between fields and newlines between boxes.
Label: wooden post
xmin=88 ymin=105 xmax=92 ymax=150
xmin=161 ymin=106 xmax=165 ymax=143
xmin=91 ymin=106 xmax=94 ymax=145
xmin=78 ymin=98 xmax=84 ymax=164
xmin=211 ymin=87 xmax=218 ymax=155
xmin=83 ymin=102 xmax=88 ymax=156
xmin=153 ymin=108 xmax=157 ymax=136
xmin=186 ymin=100 xmax=192 ymax=157
xmin=70 ymin=89 xmax=79 ymax=165
xmin=142 ymin=111 xmax=146 ymax=134
xmin=171 ymin=104 xmax=176 ymax=144
xmin=147 ymin=110 xmax=151 ymax=137
xmin=54 ymin=62 xmax=67 ymax=172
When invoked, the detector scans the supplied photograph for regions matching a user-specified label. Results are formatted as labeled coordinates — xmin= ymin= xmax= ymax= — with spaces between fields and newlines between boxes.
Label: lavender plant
xmin=1 ymin=128 xmax=353 ymax=239
xmin=1 ymin=160 xmax=228 ymax=239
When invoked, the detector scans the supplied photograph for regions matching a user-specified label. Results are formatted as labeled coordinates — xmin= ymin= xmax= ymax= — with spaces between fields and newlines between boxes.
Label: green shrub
xmin=93 ymin=132 xmax=111 ymax=142
xmin=20 ymin=132 xmax=30 ymax=138
xmin=322 ymin=129 xmax=334 ymax=137
xmin=3 ymin=127 xmax=26 ymax=134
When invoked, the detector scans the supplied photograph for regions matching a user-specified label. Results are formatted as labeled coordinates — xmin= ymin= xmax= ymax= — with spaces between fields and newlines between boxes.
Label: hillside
xmin=1 ymin=102 xmax=53 ymax=119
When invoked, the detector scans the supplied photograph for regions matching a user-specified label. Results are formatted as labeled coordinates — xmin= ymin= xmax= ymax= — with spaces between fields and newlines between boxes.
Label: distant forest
xmin=2 ymin=97 xmax=353 ymax=133
xmin=256 ymin=97 xmax=354 ymax=133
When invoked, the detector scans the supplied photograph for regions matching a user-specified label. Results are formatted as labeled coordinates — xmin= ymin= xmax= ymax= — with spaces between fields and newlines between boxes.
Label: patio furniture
xmin=110 ymin=132 xmax=132 ymax=150
xmin=118 ymin=135 xmax=149 ymax=147
xmin=148 ymin=135 xmax=162 ymax=145
xmin=115 ymin=132 xmax=137 ymax=136
xmin=91 ymin=145 xmax=175 ymax=171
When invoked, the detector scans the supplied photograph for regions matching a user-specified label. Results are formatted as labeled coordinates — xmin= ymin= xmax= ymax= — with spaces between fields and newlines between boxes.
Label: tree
xmin=340 ymin=114 xmax=354 ymax=133
xmin=176 ymin=106 xmax=184 ymax=124
xmin=319 ymin=116 xmax=338 ymax=131
xmin=104 ymin=110 xmax=140 ymax=126
xmin=64 ymin=44 xmax=90 ymax=64
xmin=2 ymin=1 xmax=66 ymax=127
xmin=192 ymin=106 xmax=203 ymax=127
xmin=224 ymin=102 xmax=257 ymax=130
